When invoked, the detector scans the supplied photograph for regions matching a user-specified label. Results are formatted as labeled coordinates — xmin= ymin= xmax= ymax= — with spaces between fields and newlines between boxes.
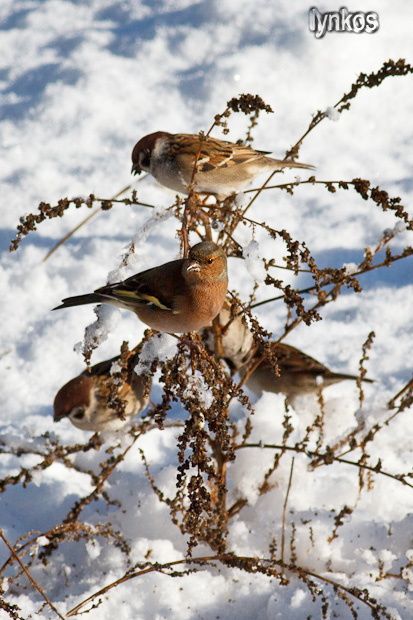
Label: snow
xmin=1 ymin=1 xmax=413 ymax=619
xmin=183 ymin=371 xmax=214 ymax=409
xmin=324 ymin=106 xmax=341 ymax=121
xmin=134 ymin=332 xmax=178 ymax=374
xmin=76 ymin=304 xmax=121 ymax=360
xmin=242 ymin=239 xmax=267 ymax=283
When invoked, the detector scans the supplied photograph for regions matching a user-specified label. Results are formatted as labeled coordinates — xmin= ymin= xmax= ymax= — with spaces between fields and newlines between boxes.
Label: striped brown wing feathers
xmin=268 ymin=343 xmax=369 ymax=382
xmin=82 ymin=356 xmax=120 ymax=377
xmin=222 ymin=142 xmax=268 ymax=167
xmin=271 ymin=343 xmax=329 ymax=375
xmin=172 ymin=134 xmax=262 ymax=171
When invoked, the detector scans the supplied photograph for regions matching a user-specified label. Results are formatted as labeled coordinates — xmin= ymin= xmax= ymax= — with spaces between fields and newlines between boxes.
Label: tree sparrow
xmin=201 ymin=305 xmax=254 ymax=368
xmin=131 ymin=132 xmax=314 ymax=199
xmin=53 ymin=356 xmax=151 ymax=431
xmin=233 ymin=342 xmax=373 ymax=399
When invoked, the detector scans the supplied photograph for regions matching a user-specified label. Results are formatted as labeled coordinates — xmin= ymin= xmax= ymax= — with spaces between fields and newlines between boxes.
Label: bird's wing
xmin=85 ymin=356 xmax=121 ymax=377
xmin=272 ymin=343 xmax=372 ymax=382
xmin=173 ymin=134 xmax=264 ymax=172
xmin=218 ymin=142 xmax=268 ymax=168
xmin=270 ymin=343 xmax=329 ymax=375
xmin=95 ymin=259 xmax=186 ymax=313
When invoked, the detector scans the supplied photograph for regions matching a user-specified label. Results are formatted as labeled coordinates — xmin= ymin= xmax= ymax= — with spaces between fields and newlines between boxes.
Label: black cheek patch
xmin=140 ymin=152 xmax=151 ymax=168
xmin=199 ymin=163 xmax=216 ymax=172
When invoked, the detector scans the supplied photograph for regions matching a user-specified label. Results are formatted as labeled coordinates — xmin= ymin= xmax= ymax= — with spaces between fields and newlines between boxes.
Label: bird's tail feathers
xmin=331 ymin=372 xmax=374 ymax=384
xmin=53 ymin=293 xmax=104 ymax=310
xmin=282 ymin=160 xmax=316 ymax=170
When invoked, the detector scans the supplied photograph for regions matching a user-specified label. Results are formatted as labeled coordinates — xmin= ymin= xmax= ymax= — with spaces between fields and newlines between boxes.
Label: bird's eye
xmin=207 ymin=257 xmax=214 ymax=264
xmin=139 ymin=149 xmax=151 ymax=169
xmin=71 ymin=407 xmax=86 ymax=420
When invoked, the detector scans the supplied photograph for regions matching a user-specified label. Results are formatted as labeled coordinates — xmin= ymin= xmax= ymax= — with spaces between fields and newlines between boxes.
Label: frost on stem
xmin=74 ymin=305 xmax=121 ymax=364
xmin=73 ymin=208 xmax=176 ymax=364
xmin=134 ymin=333 xmax=178 ymax=375
xmin=343 ymin=262 xmax=358 ymax=275
xmin=183 ymin=371 xmax=214 ymax=410
xmin=107 ymin=206 xmax=175 ymax=282
xmin=324 ymin=106 xmax=340 ymax=121
xmin=242 ymin=240 xmax=267 ymax=283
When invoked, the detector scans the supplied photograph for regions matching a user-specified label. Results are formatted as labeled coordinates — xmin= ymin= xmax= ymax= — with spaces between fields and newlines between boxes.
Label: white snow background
xmin=1 ymin=0 xmax=413 ymax=619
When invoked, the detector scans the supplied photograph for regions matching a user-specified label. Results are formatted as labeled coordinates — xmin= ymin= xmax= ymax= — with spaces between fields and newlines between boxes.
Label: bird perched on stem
xmin=53 ymin=355 xmax=151 ymax=431
xmin=200 ymin=305 xmax=254 ymax=366
xmin=231 ymin=342 xmax=373 ymax=399
xmin=53 ymin=242 xmax=228 ymax=334
xmin=131 ymin=132 xmax=314 ymax=200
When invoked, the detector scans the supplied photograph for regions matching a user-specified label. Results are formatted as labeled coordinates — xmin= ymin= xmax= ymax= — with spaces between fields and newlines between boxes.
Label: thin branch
xmin=67 ymin=552 xmax=392 ymax=618
xmin=66 ymin=557 xmax=217 ymax=616
xmin=42 ymin=206 xmax=102 ymax=262
xmin=0 ymin=528 xmax=66 ymax=620
xmin=387 ymin=378 xmax=413 ymax=410
xmin=235 ymin=443 xmax=413 ymax=490
xmin=62 ymin=429 xmax=142 ymax=524
xmin=42 ymin=182 xmax=136 ymax=262
xmin=246 ymin=248 xmax=412 ymax=314
xmin=281 ymin=457 xmax=295 ymax=569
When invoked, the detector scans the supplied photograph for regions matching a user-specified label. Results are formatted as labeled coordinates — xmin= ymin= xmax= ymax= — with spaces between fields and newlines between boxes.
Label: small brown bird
xmin=200 ymin=305 xmax=254 ymax=367
xmin=235 ymin=342 xmax=372 ymax=399
xmin=131 ymin=132 xmax=315 ymax=200
xmin=53 ymin=242 xmax=228 ymax=333
xmin=53 ymin=356 xmax=151 ymax=431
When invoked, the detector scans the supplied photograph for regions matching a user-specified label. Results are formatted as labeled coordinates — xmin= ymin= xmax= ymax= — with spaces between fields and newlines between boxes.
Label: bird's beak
xmin=53 ymin=408 xmax=69 ymax=422
xmin=186 ymin=260 xmax=201 ymax=273
xmin=131 ymin=163 xmax=142 ymax=176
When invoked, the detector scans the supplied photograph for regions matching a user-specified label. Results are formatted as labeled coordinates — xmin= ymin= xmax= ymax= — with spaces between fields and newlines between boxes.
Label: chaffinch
xmin=131 ymin=132 xmax=315 ymax=200
xmin=53 ymin=242 xmax=228 ymax=333
xmin=235 ymin=342 xmax=373 ymax=399
xmin=53 ymin=355 xmax=151 ymax=431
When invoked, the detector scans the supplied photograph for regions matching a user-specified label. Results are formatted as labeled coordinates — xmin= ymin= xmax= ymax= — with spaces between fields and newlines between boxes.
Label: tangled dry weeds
xmin=2 ymin=59 xmax=413 ymax=620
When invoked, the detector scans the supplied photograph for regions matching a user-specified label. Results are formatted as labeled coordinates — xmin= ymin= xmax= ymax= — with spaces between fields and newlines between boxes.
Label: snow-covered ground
xmin=1 ymin=1 xmax=412 ymax=618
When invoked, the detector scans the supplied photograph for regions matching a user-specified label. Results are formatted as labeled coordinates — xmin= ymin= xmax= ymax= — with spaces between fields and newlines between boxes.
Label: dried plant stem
xmin=281 ymin=457 xmax=295 ymax=569
xmin=387 ymin=378 xmax=413 ymax=410
xmin=42 ymin=205 xmax=102 ymax=262
xmin=66 ymin=557 xmax=216 ymax=616
xmin=240 ymin=168 xmax=280 ymax=219
xmin=63 ymin=427 xmax=144 ymax=523
xmin=4 ymin=70 xmax=413 ymax=620
xmin=285 ymin=58 xmax=413 ymax=161
xmin=248 ymin=245 xmax=412 ymax=313
xmin=67 ymin=552 xmax=389 ymax=618
xmin=226 ymin=497 xmax=248 ymax=519
xmin=235 ymin=443 xmax=413 ymax=490
xmin=0 ymin=528 xmax=66 ymax=620
xmin=42 ymin=179 xmax=153 ymax=262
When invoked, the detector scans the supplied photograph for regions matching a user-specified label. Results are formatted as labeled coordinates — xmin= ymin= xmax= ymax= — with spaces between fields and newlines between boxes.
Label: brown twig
xmin=281 ymin=457 xmax=295 ymax=570
xmin=387 ymin=378 xmax=413 ymax=410
xmin=66 ymin=552 xmax=392 ymax=618
xmin=42 ymin=182 xmax=135 ymax=261
xmin=4 ymin=68 xmax=413 ymax=620
xmin=0 ymin=528 xmax=66 ymax=620
xmin=42 ymin=206 xmax=102 ymax=262
xmin=235 ymin=443 xmax=413 ymax=490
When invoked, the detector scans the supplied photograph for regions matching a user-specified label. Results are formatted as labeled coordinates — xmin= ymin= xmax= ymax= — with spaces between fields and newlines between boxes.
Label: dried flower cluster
xmin=2 ymin=59 xmax=413 ymax=620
